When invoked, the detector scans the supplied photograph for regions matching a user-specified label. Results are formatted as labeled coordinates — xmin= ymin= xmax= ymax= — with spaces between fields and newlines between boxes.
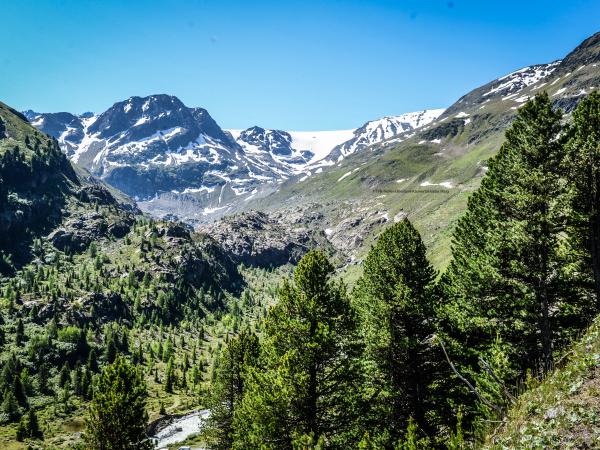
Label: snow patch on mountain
xmin=288 ymin=130 xmax=356 ymax=163
xmin=319 ymin=109 xmax=445 ymax=165
xmin=483 ymin=61 xmax=562 ymax=98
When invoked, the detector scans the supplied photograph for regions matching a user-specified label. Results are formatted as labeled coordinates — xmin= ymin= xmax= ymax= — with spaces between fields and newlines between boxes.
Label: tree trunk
xmin=589 ymin=215 xmax=600 ymax=311
xmin=539 ymin=225 xmax=553 ymax=374
xmin=307 ymin=319 xmax=318 ymax=436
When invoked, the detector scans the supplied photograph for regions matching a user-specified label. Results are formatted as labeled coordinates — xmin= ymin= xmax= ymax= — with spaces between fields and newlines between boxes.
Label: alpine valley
xmin=3 ymin=23 xmax=600 ymax=450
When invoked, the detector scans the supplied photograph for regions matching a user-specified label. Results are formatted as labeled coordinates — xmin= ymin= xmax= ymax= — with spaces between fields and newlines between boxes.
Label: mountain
xmin=227 ymin=127 xmax=352 ymax=173
xmin=27 ymin=96 xmax=441 ymax=224
xmin=227 ymin=111 xmax=444 ymax=173
xmin=321 ymin=109 xmax=445 ymax=164
xmin=240 ymin=32 xmax=600 ymax=269
xmin=25 ymin=95 xmax=287 ymax=223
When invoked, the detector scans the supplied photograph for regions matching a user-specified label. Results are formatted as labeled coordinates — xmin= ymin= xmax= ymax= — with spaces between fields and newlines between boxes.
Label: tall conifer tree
xmin=565 ymin=91 xmax=600 ymax=308
xmin=84 ymin=357 xmax=151 ymax=450
xmin=203 ymin=329 xmax=260 ymax=450
xmin=439 ymin=93 xmax=592 ymax=420
xmin=234 ymin=250 xmax=362 ymax=449
xmin=355 ymin=219 xmax=442 ymax=444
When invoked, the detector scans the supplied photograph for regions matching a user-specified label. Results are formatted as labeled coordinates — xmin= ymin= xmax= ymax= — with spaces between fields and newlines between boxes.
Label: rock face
xmin=200 ymin=210 xmax=333 ymax=268
xmin=232 ymin=126 xmax=314 ymax=167
xmin=34 ymin=292 xmax=131 ymax=326
xmin=48 ymin=212 xmax=134 ymax=253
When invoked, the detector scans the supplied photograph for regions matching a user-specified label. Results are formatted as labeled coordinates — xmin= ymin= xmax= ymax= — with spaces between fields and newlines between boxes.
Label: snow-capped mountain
xmin=322 ymin=109 xmax=445 ymax=163
xmin=26 ymin=94 xmax=444 ymax=223
xmin=26 ymin=95 xmax=290 ymax=202
xmin=228 ymin=127 xmax=355 ymax=174
xmin=442 ymin=61 xmax=562 ymax=117
xmin=227 ymin=111 xmax=444 ymax=174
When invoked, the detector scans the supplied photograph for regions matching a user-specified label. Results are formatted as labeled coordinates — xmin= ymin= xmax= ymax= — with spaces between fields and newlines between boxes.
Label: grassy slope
xmin=485 ymin=317 xmax=600 ymax=449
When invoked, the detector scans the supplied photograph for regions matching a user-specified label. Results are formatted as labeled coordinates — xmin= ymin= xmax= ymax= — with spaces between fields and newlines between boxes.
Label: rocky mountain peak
xmin=555 ymin=31 xmax=600 ymax=75
xmin=238 ymin=126 xmax=294 ymax=156
xmin=88 ymin=94 xmax=197 ymax=145
xmin=322 ymin=109 xmax=444 ymax=163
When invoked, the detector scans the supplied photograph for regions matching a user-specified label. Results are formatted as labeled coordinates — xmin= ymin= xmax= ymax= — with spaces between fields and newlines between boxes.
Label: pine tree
xmin=60 ymin=381 xmax=71 ymax=413
xmin=564 ymin=90 xmax=600 ymax=308
xmin=355 ymin=219 xmax=443 ymax=443
xmin=1 ymin=389 xmax=19 ymax=421
xmin=439 ymin=93 xmax=593 ymax=422
xmin=72 ymin=363 xmax=83 ymax=397
xmin=84 ymin=357 xmax=152 ymax=449
xmin=37 ymin=363 xmax=50 ymax=394
xmin=164 ymin=357 xmax=175 ymax=393
xmin=104 ymin=332 xmax=118 ymax=364
xmin=25 ymin=408 xmax=42 ymax=439
xmin=81 ymin=368 xmax=92 ymax=400
xmin=87 ymin=348 xmax=99 ymax=373
xmin=58 ymin=363 xmax=70 ymax=388
xmin=234 ymin=250 xmax=362 ymax=449
xmin=13 ymin=375 xmax=27 ymax=407
xmin=162 ymin=336 xmax=174 ymax=362
xmin=15 ymin=318 xmax=24 ymax=346
xmin=203 ymin=329 xmax=260 ymax=450
xmin=76 ymin=328 xmax=90 ymax=360
xmin=15 ymin=417 xmax=26 ymax=441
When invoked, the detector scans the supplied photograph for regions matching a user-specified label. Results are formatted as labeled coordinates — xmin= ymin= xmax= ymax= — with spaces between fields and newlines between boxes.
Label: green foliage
xmin=564 ymin=90 xmax=600 ymax=307
xmin=292 ymin=432 xmax=326 ymax=449
xmin=1 ymin=389 xmax=19 ymax=422
xmin=356 ymin=219 xmax=444 ymax=443
xmin=84 ymin=357 xmax=152 ymax=450
xmin=439 ymin=93 xmax=596 ymax=426
xmin=394 ymin=418 xmax=431 ymax=450
xmin=16 ymin=408 xmax=42 ymax=440
xmin=234 ymin=250 xmax=363 ymax=449
xmin=3 ymin=89 xmax=600 ymax=448
xmin=164 ymin=357 xmax=175 ymax=393
xmin=203 ymin=329 xmax=260 ymax=450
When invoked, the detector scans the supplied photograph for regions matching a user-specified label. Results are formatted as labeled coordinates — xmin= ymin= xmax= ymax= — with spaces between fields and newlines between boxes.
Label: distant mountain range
xmin=25 ymin=31 xmax=600 ymax=234
xmin=24 ymin=98 xmax=442 ymax=222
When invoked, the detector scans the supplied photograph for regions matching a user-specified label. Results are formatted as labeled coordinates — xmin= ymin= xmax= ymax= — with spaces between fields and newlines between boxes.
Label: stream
xmin=153 ymin=409 xmax=210 ymax=449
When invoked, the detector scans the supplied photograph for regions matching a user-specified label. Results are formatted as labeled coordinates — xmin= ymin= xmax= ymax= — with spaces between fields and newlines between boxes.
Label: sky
xmin=1 ymin=1 xmax=600 ymax=130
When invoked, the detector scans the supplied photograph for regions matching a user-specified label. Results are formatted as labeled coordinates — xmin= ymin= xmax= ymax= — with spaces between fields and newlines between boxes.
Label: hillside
xmin=0 ymin=99 xmax=263 ymax=449
xmin=243 ymin=32 xmax=600 ymax=270
xmin=485 ymin=316 xmax=600 ymax=449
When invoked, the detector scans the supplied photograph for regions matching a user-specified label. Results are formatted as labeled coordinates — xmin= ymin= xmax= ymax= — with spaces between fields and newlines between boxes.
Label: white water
xmin=154 ymin=409 xmax=210 ymax=449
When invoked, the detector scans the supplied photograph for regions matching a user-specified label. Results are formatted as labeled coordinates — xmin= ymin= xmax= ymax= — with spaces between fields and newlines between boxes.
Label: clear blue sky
xmin=1 ymin=0 xmax=600 ymax=130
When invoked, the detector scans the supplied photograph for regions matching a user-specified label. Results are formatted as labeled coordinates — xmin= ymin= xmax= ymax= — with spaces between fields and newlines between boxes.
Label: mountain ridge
xmin=26 ymin=98 xmax=442 ymax=224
